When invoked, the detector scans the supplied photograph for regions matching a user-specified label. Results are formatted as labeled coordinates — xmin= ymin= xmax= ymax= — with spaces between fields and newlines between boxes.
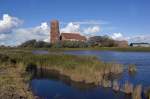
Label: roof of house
xmin=61 ymin=33 xmax=86 ymax=41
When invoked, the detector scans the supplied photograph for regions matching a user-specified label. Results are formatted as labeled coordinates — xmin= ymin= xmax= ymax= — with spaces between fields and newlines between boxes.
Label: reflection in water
xmin=34 ymin=69 xmax=98 ymax=91
xmin=31 ymin=68 xmax=131 ymax=99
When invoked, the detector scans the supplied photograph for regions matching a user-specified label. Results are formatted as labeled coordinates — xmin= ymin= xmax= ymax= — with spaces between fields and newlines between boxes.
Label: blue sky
xmin=0 ymin=0 xmax=150 ymax=45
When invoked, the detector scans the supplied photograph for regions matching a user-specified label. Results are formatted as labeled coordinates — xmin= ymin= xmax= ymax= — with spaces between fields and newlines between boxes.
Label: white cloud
xmin=1 ymin=14 xmax=149 ymax=46
xmin=111 ymin=33 xmax=150 ymax=43
xmin=12 ymin=22 xmax=49 ymax=45
xmin=0 ymin=34 xmax=7 ymax=40
xmin=61 ymin=22 xmax=100 ymax=35
xmin=0 ymin=13 xmax=50 ymax=46
xmin=43 ymin=37 xmax=50 ymax=42
xmin=111 ymin=33 xmax=126 ymax=41
xmin=61 ymin=20 xmax=109 ymax=25
xmin=128 ymin=35 xmax=150 ymax=43
xmin=60 ymin=22 xmax=80 ymax=33
xmin=0 ymin=14 xmax=23 ymax=33
xmin=83 ymin=26 xmax=100 ymax=34
xmin=0 ymin=22 xmax=50 ymax=46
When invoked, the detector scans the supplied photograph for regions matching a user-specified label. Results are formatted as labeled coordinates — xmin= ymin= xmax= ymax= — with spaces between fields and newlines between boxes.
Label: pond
xmin=31 ymin=50 xmax=150 ymax=99
xmin=64 ymin=51 xmax=150 ymax=87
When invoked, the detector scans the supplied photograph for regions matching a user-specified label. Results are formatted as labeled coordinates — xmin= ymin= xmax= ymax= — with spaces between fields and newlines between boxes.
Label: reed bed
xmin=12 ymin=53 xmax=123 ymax=84
xmin=0 ymin=49 xmax=124 ymax=85
xmin=0 ymin=49 xmax=124 ymax=98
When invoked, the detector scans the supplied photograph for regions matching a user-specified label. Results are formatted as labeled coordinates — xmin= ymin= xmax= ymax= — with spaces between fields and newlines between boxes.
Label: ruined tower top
xmin=50 ymin=20 xmax=60 ymax=44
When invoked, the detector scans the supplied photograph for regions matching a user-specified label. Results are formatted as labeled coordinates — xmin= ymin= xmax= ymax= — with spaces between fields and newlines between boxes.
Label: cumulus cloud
xmin=0 ymin=22 xmax=50 ymax=46
xmin=128 ymin=35 xmax=150 ymax=43
xmin=0 ymin=14 xmax=23 ymax=33
xmin=111 ymin=33 xmax=126 ymax=41
xmin=83 ymin=26 xmax=100 ymax=34
xmin=111 ymin=33 xmax=150 ymax=43
xmin=11 ymin=22 xmax=50 ymax=45
xmin=61 ymin=22 xmax=100 ymax=35
xmin=60 ymin=22 xmax=80 ymax=33
xmin=1 ymin=14 xmax=149 ymax=46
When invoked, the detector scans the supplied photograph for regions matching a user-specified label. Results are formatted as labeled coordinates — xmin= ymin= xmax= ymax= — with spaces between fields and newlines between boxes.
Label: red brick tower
xmin=50 ymin=20 xmax=60 ymax=44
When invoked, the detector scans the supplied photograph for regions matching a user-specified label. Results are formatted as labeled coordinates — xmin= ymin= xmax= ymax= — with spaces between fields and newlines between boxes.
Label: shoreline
xmin=1 ymin=47 xmax=150 ymax=52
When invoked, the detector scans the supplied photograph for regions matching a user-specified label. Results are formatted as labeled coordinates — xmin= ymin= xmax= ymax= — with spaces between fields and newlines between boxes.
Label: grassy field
xmin=9 ymin=47 xmax=150 ymax=52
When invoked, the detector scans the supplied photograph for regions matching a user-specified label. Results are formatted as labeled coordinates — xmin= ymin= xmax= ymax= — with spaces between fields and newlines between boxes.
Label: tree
xmin=61 ymin=41 xmax=88 ymax=48
xmin=88 ymin=35 xmax=117 ymax=47
xmin=19 ymin=39 xmax=51 ymax=48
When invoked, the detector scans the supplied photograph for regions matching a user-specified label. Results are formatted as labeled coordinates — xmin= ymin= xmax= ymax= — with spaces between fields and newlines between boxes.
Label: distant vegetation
xmin=0 ymin=40 xmax=139 ymax=53
xmin=18 ymin=39 xmax=51 ymax=48
xmin=17 ymin=35 xmax=121 ymax=48
xmin=61 ymin=41 xmax=88 ymax=48
xmin=88 ymin=35 xmax=117 ymax=47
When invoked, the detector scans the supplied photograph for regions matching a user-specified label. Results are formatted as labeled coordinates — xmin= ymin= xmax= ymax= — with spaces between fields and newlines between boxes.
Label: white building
xmin=130 ymin=43 xmax=150 ymax=47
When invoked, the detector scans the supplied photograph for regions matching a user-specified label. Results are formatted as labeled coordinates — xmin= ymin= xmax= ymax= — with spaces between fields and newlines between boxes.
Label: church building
xmin=50 ymin=20 xmax=87 ymax=44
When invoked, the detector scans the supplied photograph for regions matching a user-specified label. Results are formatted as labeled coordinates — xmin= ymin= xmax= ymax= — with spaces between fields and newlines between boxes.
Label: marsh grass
xmin=0 ymin=48 xmax=124 ymax=98
xmin=0 ymin=63 xmax=33 ymax=98
xmin=14 ymin=55 xmax=121 ymax=83
xmin=128 ymin=64 xmax=137 ymax=73
xmin=0 ymin=49 xmax=123 ymax=85
xmin=132 ymin=85 xmax=142 ymax=99
xmin=122 ymin=81 xmax=133 ymax=94
xmin=145 ymin=87 xmax=150 ymax=99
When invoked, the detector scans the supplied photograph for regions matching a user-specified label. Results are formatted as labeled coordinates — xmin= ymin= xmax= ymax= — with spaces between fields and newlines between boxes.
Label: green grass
xmin=1 ymin=47 xmax=150 ymax=52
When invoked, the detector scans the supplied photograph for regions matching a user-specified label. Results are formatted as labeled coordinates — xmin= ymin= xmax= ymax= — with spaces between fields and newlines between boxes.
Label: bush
xmin=88 ymin=35 xmax=117 ymax=47
xmin=62 ymin=41 xmax=88 ymax=48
